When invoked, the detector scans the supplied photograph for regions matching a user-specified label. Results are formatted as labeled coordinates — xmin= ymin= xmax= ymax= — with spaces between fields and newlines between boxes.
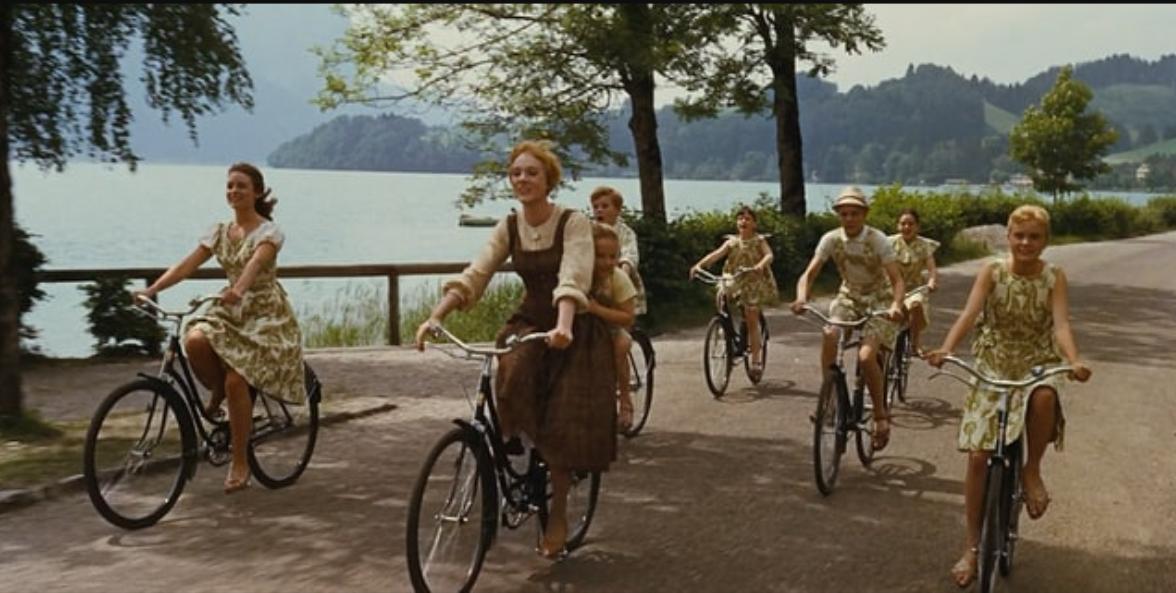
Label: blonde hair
xmin=590 ymin=186 xmax=624 ymax=210
xmin=507 ymin=139 xmax=562 ymax=195
xmin=592 ymin=221 xmax=619 ymax=245
xmin=1007 ymin=204 xmax=1051 ymax=234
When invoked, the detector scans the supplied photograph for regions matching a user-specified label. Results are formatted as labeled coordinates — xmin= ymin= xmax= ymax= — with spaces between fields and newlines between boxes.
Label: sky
xmin=816 ymin=4 xmax=1176 ymax=91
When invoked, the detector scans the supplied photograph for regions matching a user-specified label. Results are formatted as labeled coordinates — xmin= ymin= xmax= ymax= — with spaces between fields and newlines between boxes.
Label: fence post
xmin=387 ymin=273 xmax=400 ymax=346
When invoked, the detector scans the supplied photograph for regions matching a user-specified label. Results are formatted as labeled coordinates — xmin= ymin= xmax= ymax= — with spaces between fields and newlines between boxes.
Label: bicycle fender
xmin=134 ymin=373 xmax=201 ymax=478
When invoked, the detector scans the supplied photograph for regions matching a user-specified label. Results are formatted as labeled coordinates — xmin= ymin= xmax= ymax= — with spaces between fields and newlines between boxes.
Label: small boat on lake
xmin=459 ymin=213 xmax=498 ymax=227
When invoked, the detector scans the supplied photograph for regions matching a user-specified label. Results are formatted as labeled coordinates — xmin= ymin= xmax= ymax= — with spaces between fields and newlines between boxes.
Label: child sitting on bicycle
xmin=689 ymin=205 xmax=778 ymax=382
xmin=585 ymin=222 xmax=639 ymax=432
xmin=590 ymin=186 xmax=646 ymax=316
xmin=888 ymin=207 xmax=940 ymax=354
xmin=924 ymin=204 xmax=1091 ymax=588
xmin=790 ymin=186 xmax=904 ymax=451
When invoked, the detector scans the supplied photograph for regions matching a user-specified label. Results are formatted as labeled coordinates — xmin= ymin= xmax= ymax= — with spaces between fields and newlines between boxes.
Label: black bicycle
xmin=692 ymin=267 xmax=770 ymax=397
xmin=885 ymin=285 xmax=931 ymax=406
xmin=621 ymin=326 xmax=656 ymax=438
xmin=930 ymin=355 xmax=1074 ymax=593
xmin=82 ymin=295 xmax=322 ymax=530
xmin=406 ymin=322 xmax=601 ymax=593
xmin=797 ymin=305 xmax=893 ymax=496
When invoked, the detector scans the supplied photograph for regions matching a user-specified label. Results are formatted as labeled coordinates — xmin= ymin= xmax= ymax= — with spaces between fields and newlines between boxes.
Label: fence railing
xmin=36 ymin=262 xmax=512 ymax=346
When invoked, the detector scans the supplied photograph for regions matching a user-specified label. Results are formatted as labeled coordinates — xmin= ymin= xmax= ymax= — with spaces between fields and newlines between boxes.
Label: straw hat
xmin=832 ymin=186 xmax=869 ymax=210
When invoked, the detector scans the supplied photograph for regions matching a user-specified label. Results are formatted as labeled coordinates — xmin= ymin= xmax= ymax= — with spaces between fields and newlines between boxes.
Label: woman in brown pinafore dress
xmin=414 ymin=140 xmax=616 ymax=559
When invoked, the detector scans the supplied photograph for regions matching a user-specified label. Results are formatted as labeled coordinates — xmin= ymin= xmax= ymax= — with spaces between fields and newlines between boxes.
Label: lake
xmin=11 ymin=162 xmax=1159 ymax=357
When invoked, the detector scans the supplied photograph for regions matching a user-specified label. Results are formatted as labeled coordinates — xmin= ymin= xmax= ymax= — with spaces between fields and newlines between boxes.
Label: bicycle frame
xmin=694 ymin=268 xmax=756 ymax=358
xmin=427 ymin=324 xmax=553 ymax=527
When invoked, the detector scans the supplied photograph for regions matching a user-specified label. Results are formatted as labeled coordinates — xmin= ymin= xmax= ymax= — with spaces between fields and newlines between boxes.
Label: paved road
xmin=3 ymin=231 xmax=1175 ymax=593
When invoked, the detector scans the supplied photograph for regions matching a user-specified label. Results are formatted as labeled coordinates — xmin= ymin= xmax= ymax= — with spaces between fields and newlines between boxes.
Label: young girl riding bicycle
xmin=689 ymin=205 xmax=778 ymax=382
xmin=925 ymin=204 xmax=1092 ymax=588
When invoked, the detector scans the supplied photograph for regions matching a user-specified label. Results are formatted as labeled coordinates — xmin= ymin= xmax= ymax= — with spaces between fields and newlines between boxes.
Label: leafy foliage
xmin=80 ymin=277 xmax=165 ymax=357
xmin=11 ymin=224 xmax=47 ymax=344
xmin=1009 ymin=66 xmax=1119 ymax=199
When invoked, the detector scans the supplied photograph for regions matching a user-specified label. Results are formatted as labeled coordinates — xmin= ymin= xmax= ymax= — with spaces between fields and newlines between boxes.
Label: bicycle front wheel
xmin=83 ymin=379 xmax=195 ymax=530
xmin=703 ymin=317 xmax=733 ymax=397
xmin=538 ymin=466 xmax=602 ymax=552
xmin=812 ymin=370 xmax=846 ymax=496
xmin=1000 ymin=442 xmax=1025 ymax=575
xmin=889 ymin=331 xmax=909 ymax=405
xmin=978 ymin=462 xmax=1006 ymax=593
xmin=622 ymin=329 xmax=655 ymax=438
xmin=406 ymin=427 xmax=496 ymax=593
xmin=248 ymin=363 xmax=321 ymax=488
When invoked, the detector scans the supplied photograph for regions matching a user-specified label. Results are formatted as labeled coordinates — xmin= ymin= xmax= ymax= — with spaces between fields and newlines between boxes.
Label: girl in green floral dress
xmin=888 ymin=208 xmax=940 ymax=354
xmin=926 ymin=205 xmax=1092 ymax=588
xmin=689 ymin=206 xmax=778 ymax=380
xmin=136 ymin=162 xmax=306 ymax=494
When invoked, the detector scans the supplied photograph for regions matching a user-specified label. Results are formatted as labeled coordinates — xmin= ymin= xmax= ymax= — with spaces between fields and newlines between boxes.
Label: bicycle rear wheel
xmin=812 ymin=369 xmax=846 ymax=496
xmin=538 ymin=463 xmax=601 ymax=552
xmin=622 ymin=329 xmax=655 ymax=438
xmin=406 ymin=427 xmax=496 ymax=593
xmin=978 ymin=461 xmax=1005 ymax=593
xmin=83 ymin=379 xmax=194 ymax=530
xmin=1000 ymin=441 xmax=1025 ymax=575
xmin=248 ymin=363 xmax=322 ymax=488
xmin=742 ymin=311 xmax=769 ymax=384
xmin=703 ymin=317 xmax=733 ymax=397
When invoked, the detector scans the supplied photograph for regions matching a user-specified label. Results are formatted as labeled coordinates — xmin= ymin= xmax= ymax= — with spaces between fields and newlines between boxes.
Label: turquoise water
xmin=12 ymin=162 xmax=1158 ymax=356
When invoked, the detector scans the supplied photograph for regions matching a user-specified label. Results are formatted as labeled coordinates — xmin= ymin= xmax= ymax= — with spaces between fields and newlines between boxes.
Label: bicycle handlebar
xmin=930 ymin=355 xmax=1074 ymax=390
xmin=905 ymin=284 xmax=932 ymax=299
xmin=427 ymin=320 xmax=547 ymax=357
xmin=133 ymin=294 xmax=222 ymax=320
xmin=796 ymin=304 xmax=894 ymax=329
xmin=693 ymin=266 xmax=756 ymax=286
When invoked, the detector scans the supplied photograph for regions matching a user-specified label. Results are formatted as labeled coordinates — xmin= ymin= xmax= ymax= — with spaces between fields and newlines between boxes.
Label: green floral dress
xmin=722 ymin=234 xmax=778 ymax=307
xmin=958 ymin=259 xmax=1065 ymax=452
xmin=889 ymin=234 xmax=939 ymax=325
xmin=189 ymin=221 xmax=307 ymax=404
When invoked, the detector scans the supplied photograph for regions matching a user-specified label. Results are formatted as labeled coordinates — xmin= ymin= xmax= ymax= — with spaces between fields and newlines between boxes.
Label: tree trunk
xmin=618 ymin=3 xmax=666 ymax=224
xmin=626 ymin=76 xmax=667 ymax=224
xmin=0 ymin=5 xmax=23 ymax=418
xmin=768 ymin=18 xmax=806 ymax=218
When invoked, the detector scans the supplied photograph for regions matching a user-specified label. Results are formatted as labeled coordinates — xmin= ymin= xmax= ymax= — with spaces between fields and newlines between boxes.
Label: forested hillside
xmin=268 ymin=54 xmax=1176 ymax=185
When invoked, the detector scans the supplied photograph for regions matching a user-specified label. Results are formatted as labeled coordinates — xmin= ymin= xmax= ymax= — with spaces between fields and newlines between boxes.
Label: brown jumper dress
xmin=494 ymin=210 xmax=617 ymax=472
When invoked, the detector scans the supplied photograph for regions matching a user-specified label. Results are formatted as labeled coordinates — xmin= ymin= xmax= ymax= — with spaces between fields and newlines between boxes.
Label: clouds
xmin=822 ymin=4 xmax=1176 ymax=90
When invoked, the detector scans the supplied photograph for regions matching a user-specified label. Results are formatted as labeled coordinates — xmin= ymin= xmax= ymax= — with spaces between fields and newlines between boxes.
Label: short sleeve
xmin=872 ymin=229 xmax=896 ymax=264
xmin=921 ymin=236 xmax=941 ymax=255
xmin=199 ymin=223 xmax=222 ymax=250
xmin=609 ymin=267 xmax=637 ymax=305
xmin=253 ymin=221 xmax=285 ymax=253
xmin=814 ymin=230 xmax=837 ymax=263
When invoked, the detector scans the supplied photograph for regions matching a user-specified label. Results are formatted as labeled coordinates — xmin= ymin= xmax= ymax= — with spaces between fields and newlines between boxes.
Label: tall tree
xmin=675 ymin=4 xmax=884 ymax=217
xmin=314 ymin=4 xmax=732 ymax=223
xmin=1 ymin=4 xmax=253 ymax=419
xmin=1009 ymin=65 xmax=1118 ymax=201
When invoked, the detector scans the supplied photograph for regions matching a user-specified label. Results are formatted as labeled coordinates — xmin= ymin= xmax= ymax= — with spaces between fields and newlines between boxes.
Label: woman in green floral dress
xmin=136 ymin=162 xmax=306 ymax=494
xmin=690 ymin=205 xmax=778 ymax=380
xmin=888 ymin=207 xmax=940 ymax=354
xmin=926 ymin=205 xmax=1092 ymax=588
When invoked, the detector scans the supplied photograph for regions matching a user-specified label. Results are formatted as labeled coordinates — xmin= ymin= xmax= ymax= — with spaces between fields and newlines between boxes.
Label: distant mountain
xmin=121 ymin=4 xmax=447 ymax=166
xmin=266 ymin=53 xmax=1176 ymax=184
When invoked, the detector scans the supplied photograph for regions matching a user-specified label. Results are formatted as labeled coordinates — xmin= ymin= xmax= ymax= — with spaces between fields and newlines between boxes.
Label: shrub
xmin=80 ymin=276 xmax=165 ymax=356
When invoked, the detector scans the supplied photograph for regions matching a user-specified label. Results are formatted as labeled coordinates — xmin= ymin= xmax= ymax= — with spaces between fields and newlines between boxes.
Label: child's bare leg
xmin=614 ymin=331 xmax=633 ymax=430
xmin=908 ymin=302 xmax=926 ymax=353
xmin=1023 ymin=386 xmax=1058 ymax=519
xmin=952 ymin=451 xmax=988 ymax=586
xmin=745 ymin=304 xmax=763 ymax=366
xmin=185 ymin=329 xmax=226 ymax=416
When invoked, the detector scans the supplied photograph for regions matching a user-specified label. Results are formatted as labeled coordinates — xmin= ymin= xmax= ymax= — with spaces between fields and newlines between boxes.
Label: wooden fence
xmin=36 ymin=262 xmax=511 ymax=346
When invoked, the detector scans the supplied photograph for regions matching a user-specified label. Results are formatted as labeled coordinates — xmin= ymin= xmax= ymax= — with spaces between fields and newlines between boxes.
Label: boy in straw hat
xmin=790 ymin=186 xmax=905 ymax=451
